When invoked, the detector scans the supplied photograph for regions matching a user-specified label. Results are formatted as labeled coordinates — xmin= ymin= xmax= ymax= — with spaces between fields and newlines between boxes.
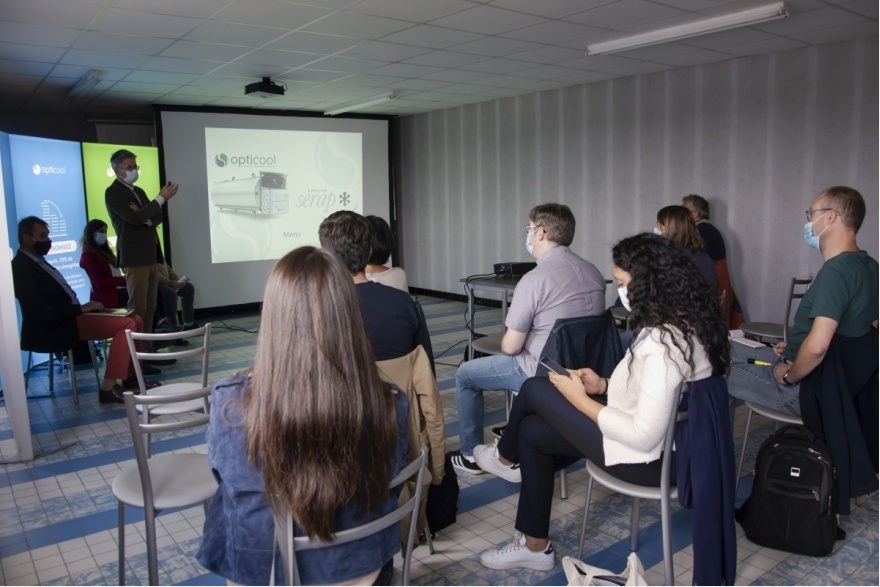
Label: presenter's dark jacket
xmin=11 ymin=251 xmax=81 ymax=353
xmin=105 ymin=178 xmax=164 ymax=267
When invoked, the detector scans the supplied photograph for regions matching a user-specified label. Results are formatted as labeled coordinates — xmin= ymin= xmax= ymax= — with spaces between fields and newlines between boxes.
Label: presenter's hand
xmin=81 ymin=301 xmax=105 ymax=313
xmin=575 ymin=368 xmax=604 ymax=394
xmin=772 ymin=341 xmax=787 ymax=357
xmin=159 ymin=182 xmax=179 ymax=200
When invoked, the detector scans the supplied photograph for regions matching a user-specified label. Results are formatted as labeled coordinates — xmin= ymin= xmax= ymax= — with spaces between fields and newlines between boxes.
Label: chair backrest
xmin=273 ymin=446 xmax=428 ymax=586
xmin=783 ymin=274 xmax=814 ymax=341
xmin=537 ymin=311 xmax=624 ymax=377
xmin=122 ymin=387 xmax=212 ymax=510
xmin=125 ymin=323 xmax=212 ymax=393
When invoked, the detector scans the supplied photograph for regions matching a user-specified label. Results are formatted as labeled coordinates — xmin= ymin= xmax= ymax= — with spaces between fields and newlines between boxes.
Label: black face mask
xmin=33 ymin=240 xmax=52 ymax=256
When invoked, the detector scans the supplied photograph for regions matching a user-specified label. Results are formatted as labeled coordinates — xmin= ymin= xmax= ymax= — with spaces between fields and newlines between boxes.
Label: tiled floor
xmin=0 ymin=297 xmax=876 ymax=586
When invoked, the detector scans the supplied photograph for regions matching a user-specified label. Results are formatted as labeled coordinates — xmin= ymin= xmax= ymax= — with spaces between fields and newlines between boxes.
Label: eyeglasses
xmin=523 ymin=225 xmax=542 ymax=233
xmin=805 ymin=208 xmax=833 ymax=221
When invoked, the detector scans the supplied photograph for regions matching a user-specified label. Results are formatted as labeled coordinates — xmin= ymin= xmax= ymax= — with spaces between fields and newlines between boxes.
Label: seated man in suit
xmin=319 ymin=211 xmax=422 ymax=361
xmin=11 ymin=216 xmax=152 ymax=404
xmin=728 ymin=186 xmax=878 ymax=416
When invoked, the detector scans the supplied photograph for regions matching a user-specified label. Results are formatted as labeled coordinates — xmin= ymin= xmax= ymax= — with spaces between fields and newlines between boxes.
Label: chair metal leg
xmin=66 ymin=350 xmax=79 ymax=405
xmin=735 ymin=408 xmax=755 ymax=489
xmin=48 ymin=352 xmax=55 ymax=391
xmin=88 ymin=340 xmax=100 ymax=385
xmin=118 ymin=502 xmax=126 ymax=586
xmin=577 ymin=473 xmax=594 ymax=559
xmin=661 ymin=494 xmax=673 ymax=586
xmin=145 ymin=508 xmax=159 ymax=586
xmin=424 ymin=522 xmax=435 ymax=554
xmin=560 ymin=469 xmax=568 ymax=500
xmin=629 ymin=497 xmax=641 ymax=552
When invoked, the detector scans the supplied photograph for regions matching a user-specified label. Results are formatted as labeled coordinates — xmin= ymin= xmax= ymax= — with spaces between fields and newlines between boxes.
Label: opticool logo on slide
xmin=32 ymin=164 xmax=67 ymax=175
xmin=214 ymin=153 xmax=276 ymax=168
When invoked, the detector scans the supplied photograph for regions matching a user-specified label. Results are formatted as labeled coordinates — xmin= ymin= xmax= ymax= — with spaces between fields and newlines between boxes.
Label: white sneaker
xmin=473 ymin=443 xmax=521 ymax=483
xmin=480 ymin=536 xmax=555 ymax=571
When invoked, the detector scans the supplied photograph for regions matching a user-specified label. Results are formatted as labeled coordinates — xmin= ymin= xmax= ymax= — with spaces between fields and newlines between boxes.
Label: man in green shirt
xmin=729 ymin=186 xmax=879 ymax=415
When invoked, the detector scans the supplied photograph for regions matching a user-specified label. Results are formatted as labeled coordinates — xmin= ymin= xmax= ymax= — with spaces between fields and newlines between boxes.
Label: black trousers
xmin=498 ymin=377 xmax=663 ymax=539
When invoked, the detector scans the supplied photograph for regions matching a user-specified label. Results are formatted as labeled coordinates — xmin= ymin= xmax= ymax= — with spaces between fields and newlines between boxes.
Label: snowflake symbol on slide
xmin=339 ymin=192 xmax=351 ymax=206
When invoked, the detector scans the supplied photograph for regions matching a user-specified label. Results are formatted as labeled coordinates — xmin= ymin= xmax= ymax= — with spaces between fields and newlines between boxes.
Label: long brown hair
xmin=81 ymin=219 xmax=118 ymax=266
xmin=656 ymin=205 xmax=705 ymax=253
xmin=244 ymin=246 xmax=397 ymax=541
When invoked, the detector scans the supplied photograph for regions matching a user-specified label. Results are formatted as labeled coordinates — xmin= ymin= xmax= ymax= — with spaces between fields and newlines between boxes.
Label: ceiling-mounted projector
xmin=245 ymin=77 xmax=285 ymax=98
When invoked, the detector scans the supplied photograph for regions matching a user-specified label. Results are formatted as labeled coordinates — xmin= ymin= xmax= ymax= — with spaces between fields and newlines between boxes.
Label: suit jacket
xmin=79 ymin=249 xmax=125 ymax=307
xmin=11 ymin=251 xmax=81 ymax=353
xmin=105 ymin=178 xmax=164 ymax=267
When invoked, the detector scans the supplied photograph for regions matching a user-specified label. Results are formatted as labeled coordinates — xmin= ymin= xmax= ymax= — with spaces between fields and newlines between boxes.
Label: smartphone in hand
xmin=539 ymin=356 xmax=568 ymax=376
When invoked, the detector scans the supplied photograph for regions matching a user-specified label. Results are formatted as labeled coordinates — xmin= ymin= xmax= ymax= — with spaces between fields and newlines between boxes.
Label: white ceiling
xmin=0 ymin=0 xmax=876 ymax=117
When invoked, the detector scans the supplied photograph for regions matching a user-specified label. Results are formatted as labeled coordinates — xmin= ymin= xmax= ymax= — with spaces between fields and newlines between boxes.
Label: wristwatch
xmin=782 ymin=370 xmax=794 ymax=386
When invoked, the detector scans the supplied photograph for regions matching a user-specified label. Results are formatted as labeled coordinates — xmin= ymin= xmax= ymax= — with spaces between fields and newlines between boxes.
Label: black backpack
xmin=425 ymin=453 xmax=459 ymax=535
xmin=736 ymin=424 xmax=845 ymax=556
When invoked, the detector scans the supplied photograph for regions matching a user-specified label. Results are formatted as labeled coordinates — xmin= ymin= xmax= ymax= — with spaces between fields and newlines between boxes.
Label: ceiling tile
xmin=721 ymin=37 xmax=807 ymax=56
xmin=0 ymin=73 xmax=43 ymax=88
xmin=0 ymin=0 xmax=103 ymax=28
xmin=489 ymin=0 xmax=611 ymax=19
xmin=234 ymin=49 xmax=322 ymax=68
xmin=275 ymin=69 xmax=351 ymax=83
xmin=108 ymin=0 xmax=224 ymax=19
xmin=402 ymin=50 xmax=488 ymax=68
xmin=434 ymin=83 xmax=497 ymax=95
xmin=141 ymin=56 xmax=226 ymax=74
xmin=302 ymin=55 xmax=390 ymax=73
xmin=555 ymin=70 xmax=618 ymax=85
xmin=419 ymin=69 xmax=490 ymax=83
xmin=209 ymin=61 xmax=293 ymax=78
xmin=90 ymin=8 xmax=204 ymax=38
xmin=837 ymin=0 xmax=878 ymax=19
xmin=559 ymin=54 xmax=641 ymax=71
xmin=339 ymin=41 xmax=431 ymax=62
xmin=601 ymin=61 xmax=674 ymax=76
xmin=754 ymin=6 xmax=866 ymax=35
xmin=648 ymin=0 xmax=736 ymax=10
xmin=344 ymin=0 xmax=472 ymax=23
xmin=379 ymin=25 xmax=483 ymax=49
xmin=501 ymin=20 xmax=610 ymax=44
xmin=60 ymin=49 xmax=149 ymax=69
xmin=430 ymin=5 xmax=546 ymax=35
xmin=334 ymin=73 xmax=406 ymax=87
xmin=72 ymin=32 xmax=175 ymax=56
xmin=392 ymin=78 xmax=452 ymax=91
xmin=564 ymin=0 xmax=687 ymax=30
xmin=0 ymin=42 xmax=65 ymax=64
xmin=652 ymin=49 xmax=735 ymax=67
xmin=49 ymin=65 xmax=130 ymax=81
xmin=266 ymin=32 xmax=362 ymax=54
xmin=786 ymin=21 xmax=879 ymax=45
xmin=613 ymin=41 xmax=708 ymax=60
xmin=122 ymin=70 xmax=201 ymax=84
xmin=184 ymin=21 xmax=290 ymax=46
xmin=447 ymin=37 xmax=544 ymax=58
xmin=111 ymin=81 xmax=181 ymax=94
xmin=213 ymin=0 xmax=333 ymax=29
xmin=506 ymin=45 xmax=588 ymax=64
xmin=515 ymin=64 xmax=586 ymax=80
xmin=461 ymin=58 xmax=536 ymax=74
xmin=160 ymin=41 xmax=253 ymax=61
xmin=676 ymin=27 xmax=782 ymax=50
xmin=169 ymin=84 xmax=232 ymax=96
xmin=301 ymin=11 xmax=414 ymax=39
xmin=0 ymin=22 xmax=80 ymax=49
xmin=368 ymin=62 xmax=444 ymax=78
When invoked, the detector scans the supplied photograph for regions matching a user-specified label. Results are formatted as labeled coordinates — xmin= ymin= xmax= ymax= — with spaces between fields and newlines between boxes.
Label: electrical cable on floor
xmin=194 ymin=313 xmax=260 ymax=334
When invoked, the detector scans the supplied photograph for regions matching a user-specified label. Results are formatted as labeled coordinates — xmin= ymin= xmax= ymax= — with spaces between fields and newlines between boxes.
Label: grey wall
xmin=396 ymin=36 xmax=878 ymax=323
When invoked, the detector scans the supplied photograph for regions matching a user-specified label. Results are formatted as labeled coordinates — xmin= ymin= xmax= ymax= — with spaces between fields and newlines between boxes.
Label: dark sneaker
xmin=98 ymin=386 xmax=125 ymax=404
xmin=448 ymin=450 xmax=484 ymax=475
xmin=492 ymin=425 xmax=506 ymax=439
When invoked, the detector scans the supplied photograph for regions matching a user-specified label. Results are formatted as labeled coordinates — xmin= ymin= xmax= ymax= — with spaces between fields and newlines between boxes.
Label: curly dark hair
xmin=613 ymin=233 xmax=730 ymax=376
xmin=318 ymin=210 xmax=370 ymax=275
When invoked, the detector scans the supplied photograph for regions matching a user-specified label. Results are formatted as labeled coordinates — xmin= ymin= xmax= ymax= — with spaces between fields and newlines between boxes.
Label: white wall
xmin=396 ymin=36 xmax=878 ymax=323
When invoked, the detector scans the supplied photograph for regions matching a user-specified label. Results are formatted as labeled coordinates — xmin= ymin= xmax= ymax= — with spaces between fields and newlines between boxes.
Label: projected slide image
xmin=205 ymin=127 xmax=362 ymax=264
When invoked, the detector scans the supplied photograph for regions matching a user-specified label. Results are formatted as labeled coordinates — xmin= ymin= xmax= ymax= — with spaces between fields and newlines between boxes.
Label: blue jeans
xmin=455 ymin=354 xmax=527 ymax=456
xmin=727 ymin=343 xmax=801 ymax=416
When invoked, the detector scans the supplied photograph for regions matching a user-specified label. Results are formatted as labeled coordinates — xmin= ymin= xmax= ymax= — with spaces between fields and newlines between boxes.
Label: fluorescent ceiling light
xmin=324 ymin=91 xmax=399 ymax=116
xmin=68 ymin=69 xmax=103 ymax=98
xmin=586 ymin=2 xmax=789 ymax=56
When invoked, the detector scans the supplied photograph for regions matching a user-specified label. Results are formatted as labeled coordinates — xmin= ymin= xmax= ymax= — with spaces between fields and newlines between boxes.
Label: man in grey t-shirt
xmin=450 ymin=203 xmax=606 ymax=475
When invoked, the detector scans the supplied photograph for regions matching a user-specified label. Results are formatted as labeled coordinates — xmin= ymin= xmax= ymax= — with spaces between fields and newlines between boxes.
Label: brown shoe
xmin=98 ymin=386 xmax=126 ymax=404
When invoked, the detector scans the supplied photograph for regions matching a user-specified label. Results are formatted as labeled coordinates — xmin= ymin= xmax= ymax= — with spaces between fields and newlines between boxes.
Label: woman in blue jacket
xmin=198 ymin=246 xmax=409 ymax=585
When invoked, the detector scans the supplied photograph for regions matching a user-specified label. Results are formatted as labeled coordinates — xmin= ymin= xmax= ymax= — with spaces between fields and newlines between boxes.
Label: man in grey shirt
xmin=450 ymin=203 xmax=606 ymax=474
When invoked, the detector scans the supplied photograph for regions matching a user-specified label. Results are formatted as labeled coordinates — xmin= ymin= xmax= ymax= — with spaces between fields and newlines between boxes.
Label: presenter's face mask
xmin=94 ymin=232 xmax=108 ymax=246
xmin=525 ymin=224 xmax=539 ymax=256
xmin=803 ymin=211 xmax=831 ymax=250
xmin=124 ymin=169 xmax=139 ymax=184
xmin=33 ymin=239 xmax=52 ymax=256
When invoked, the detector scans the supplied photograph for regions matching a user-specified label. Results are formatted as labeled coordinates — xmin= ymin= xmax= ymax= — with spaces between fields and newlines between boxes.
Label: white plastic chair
xmin=578 ymin=382 xmax=687 ymax=586
xmin=112 ymin=387 xmax=217 ymax=585
xmin=272 ymin=447 xmax=428 ymax=586
xmin=741 ymin=274 xmax=813 ymax=342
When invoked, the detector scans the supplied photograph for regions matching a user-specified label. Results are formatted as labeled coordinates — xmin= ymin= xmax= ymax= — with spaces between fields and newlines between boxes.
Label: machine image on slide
xmin=205 ymin=127 xmax=363 ymax=264
xmin=210 ymin=171 xmax=289 ymax=215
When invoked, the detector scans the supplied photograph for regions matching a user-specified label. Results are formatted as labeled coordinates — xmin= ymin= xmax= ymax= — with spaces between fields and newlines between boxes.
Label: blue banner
xmin=9 ymin=135 xmax=89 ymax=303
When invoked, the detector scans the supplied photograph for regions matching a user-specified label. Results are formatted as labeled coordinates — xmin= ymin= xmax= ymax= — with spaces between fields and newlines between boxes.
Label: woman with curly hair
xmin=198 ymin=246 xmax=409 ymax=585
xmin=79 ymin=219 xmax=126 ymax=308
xmin=474 ymin=233 xmax=730 ymax=571
xmin=656 ymin=205 xmax=719 ymax=293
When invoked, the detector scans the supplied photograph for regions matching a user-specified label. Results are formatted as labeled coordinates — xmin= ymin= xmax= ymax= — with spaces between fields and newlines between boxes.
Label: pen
xmin=747 ymin=359 xmax=772 ymax=366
